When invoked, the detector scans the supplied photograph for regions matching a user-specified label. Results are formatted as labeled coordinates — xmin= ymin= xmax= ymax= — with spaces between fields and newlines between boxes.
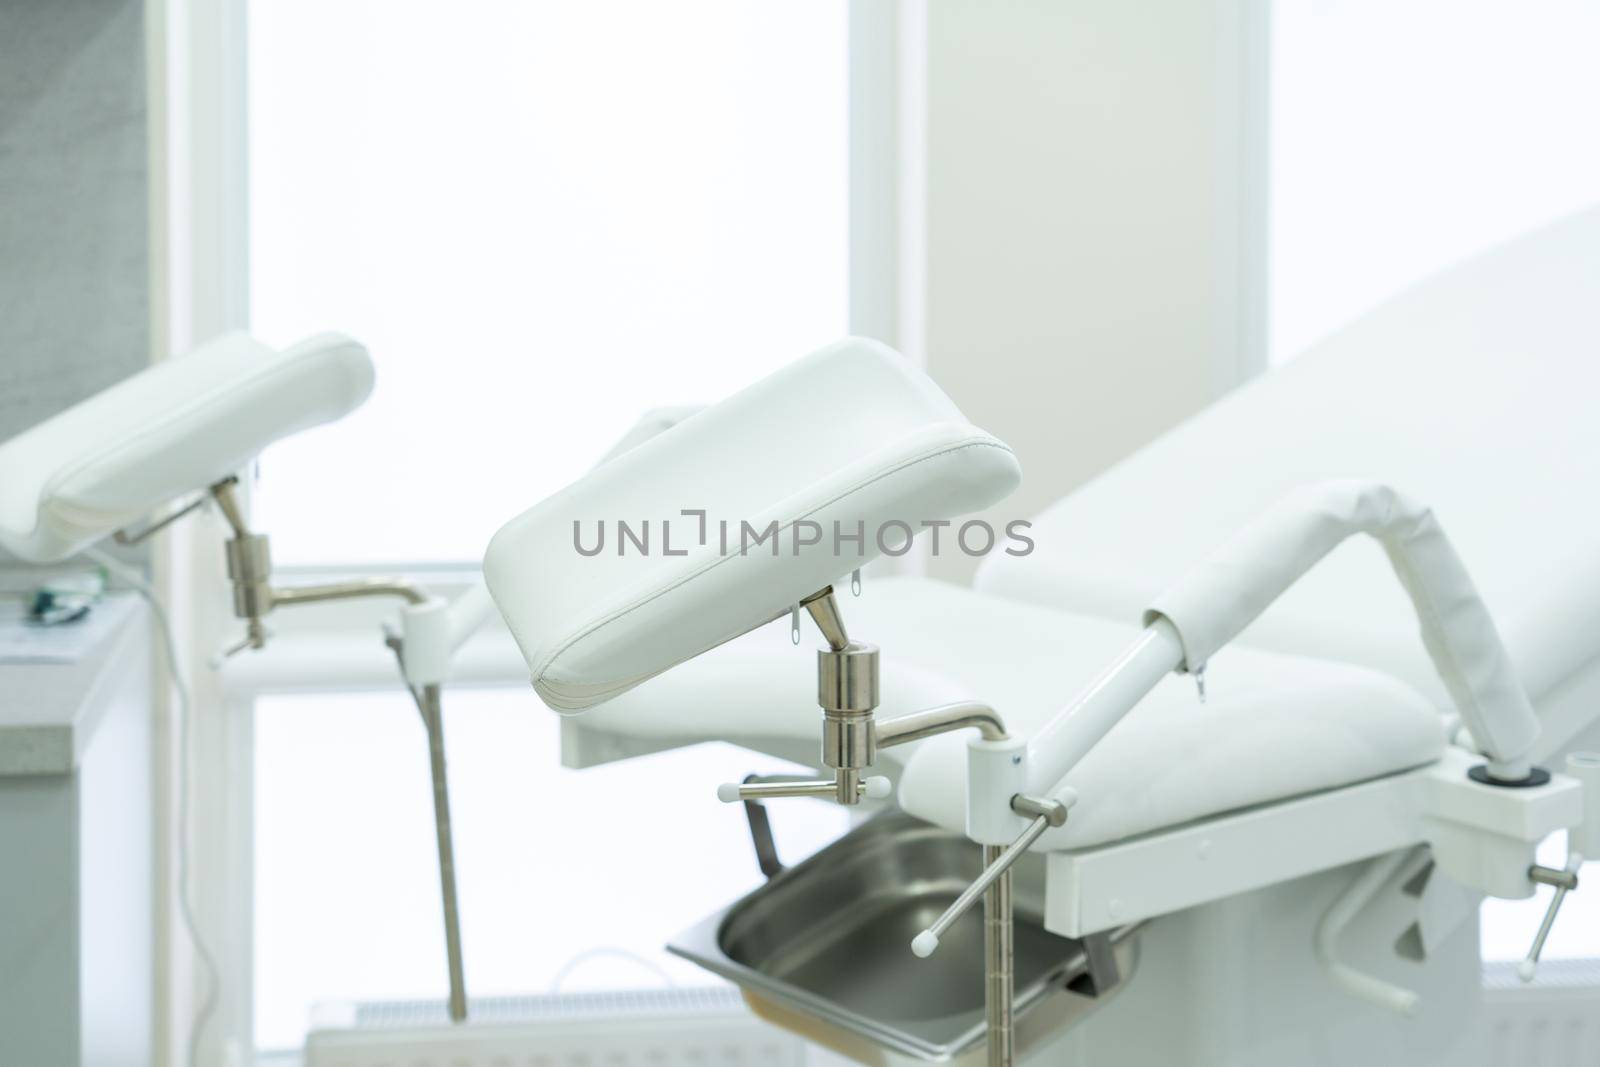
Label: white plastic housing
xmin=397 ymin=582 xmax=497 ymax=687
xmin=398 ymin=598 xmax=453 ymax=686
xmin=1567 ymin=752 xmax=1600 ymax=858
xmin=966 ymin=735 xmax=1029 ymax=845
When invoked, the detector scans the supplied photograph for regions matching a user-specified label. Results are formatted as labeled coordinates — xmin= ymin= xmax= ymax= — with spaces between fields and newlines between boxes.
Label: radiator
xmin=303 ymin=964 xmax=1600 ymax=1067
xmin=1480 ymin=959 xmax=1600 ymax=1063
xmin=304 ymin=986 xmax=807 ymax=1067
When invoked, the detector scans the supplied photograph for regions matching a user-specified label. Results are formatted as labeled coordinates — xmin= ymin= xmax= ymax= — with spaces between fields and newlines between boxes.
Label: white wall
xmin=0 ymin=0 xmax=150 ymax=562
xmin=913 ymin=0 xmax=1268 ymax=580
xmin=1270 ymin=0 xmax=1600 ymax=362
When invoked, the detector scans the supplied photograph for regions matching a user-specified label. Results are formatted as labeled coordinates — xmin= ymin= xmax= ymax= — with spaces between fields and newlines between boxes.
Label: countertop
xmin=0 ymin=594 xmax=148 ymax=775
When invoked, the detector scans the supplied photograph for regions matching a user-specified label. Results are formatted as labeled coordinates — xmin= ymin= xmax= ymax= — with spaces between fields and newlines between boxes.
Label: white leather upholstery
xmin=485 ymin=338 xmax=1021 ymax=712
xmin=977 ymin=206 xmax=1600 ymax=717
xmin=0 ymin=331 xmax=373 ymax=563
xmin=578 ymin=577 xmax=1445 ymax=850
xmin=574 ymin=622 xmax=970 ymax=766
xmin=1145 ymin=480 xmax=1538 ymax=769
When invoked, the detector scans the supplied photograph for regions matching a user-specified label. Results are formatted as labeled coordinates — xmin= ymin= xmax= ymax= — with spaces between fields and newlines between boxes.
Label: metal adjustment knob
xmin=208 ymin=619 xmax=270 ymax=668
xmin=911 ymin=790 xmax=1075 ymax=958
xmin=1519 ymin=856 xmax=1582 ymax=982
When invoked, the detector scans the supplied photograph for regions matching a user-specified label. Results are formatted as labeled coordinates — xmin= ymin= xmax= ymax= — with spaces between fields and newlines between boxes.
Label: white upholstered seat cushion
xmin=574 ymin=576 xmax=1445 ymax=850
xmin=976 ymin=207 xmax=1600 ymax=717
xmin=0 ymin=331 xmax=373 ymax=563
xmin=484 ymin=339 xmax=1020 ymax=712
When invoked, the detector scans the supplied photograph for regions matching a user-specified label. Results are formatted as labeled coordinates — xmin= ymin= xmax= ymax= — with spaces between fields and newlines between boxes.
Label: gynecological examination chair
xmin=0 ymin=332 xmax=495 ymax=1026
xmin=483 ymin=207 xmax=1600 ymax=1067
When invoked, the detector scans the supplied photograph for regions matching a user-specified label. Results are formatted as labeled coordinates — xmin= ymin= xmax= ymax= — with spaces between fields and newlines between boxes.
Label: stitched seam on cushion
xmin=39 ymin=341 xmax=360 ymax=519
xmin=533 ymin=437 xmax=1013 ymax=685
xmin=1377 ymin=502 xmax=1507 ymax=736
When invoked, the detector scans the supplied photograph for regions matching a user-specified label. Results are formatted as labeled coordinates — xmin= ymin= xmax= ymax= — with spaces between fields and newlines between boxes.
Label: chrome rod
xmin=876 ymin=701 xmax=1007 ymax=748
xmin=984 ymin=843 xmax=1014 ymax=1067
xmin=270 ymin=577 xmax=429 ymax=607
xmin=1524 ymin=882 xmax=1568 ymax=975
xmin=833 ymin=767 xmax=861 ymax=804
xmin=1529 ymin=863 xmax=1580 ymax=891
xmin=721 ymin=776 xmax=890 ymax=803
xmin=735 ymin=779 xmax=840 ymax=800
xmin=112 ymin=491 xmax=212 ymax=545
xmin=1521 ymin=862 xmax=1581 ymax=980
xmin=420 ymin=684 xmax=468 ymax=1022
xmin=913 ymin=815 xmax=1050 ymax=957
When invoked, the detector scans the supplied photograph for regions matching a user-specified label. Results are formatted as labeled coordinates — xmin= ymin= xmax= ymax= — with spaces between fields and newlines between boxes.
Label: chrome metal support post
xmin=119 ymin=478 xmax=473 ymax=1018
xmin=420 ymin=683 xmax=468 ymax=1022
xmin=912 ymin=790 xmax=1070 ymax=1066
xmin=724 ymin=776 xmax=889 ymax=802
xmin=208 ymin=477 xmax=428 ymax=661
xmin=807 ymin=588 xmax=880 ymax=804
xmin=983 ymin=844 xmax=1014 ymax=1067
xmin=209 ymin=478 xmax=469 ymax=1018
xmin=384 ymin=636 xmax=471 ymax=1022
xmin=723 ymin=590 xmax=1024 ymax=1061
xmin=913 ymin=813 xmax=1052 ymax=954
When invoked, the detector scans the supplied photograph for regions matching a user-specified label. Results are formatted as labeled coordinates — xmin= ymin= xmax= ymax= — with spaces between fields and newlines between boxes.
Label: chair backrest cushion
xmin=484 ymin=338 xmax=1021 ymax=712
xmin=0 ymin=331 xmax=373 ymax=562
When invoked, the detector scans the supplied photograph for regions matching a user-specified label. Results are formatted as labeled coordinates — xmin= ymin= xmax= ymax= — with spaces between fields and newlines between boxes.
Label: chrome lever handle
xmin=207 ymin=620 xmax=269 ymax=669
xmin=1520 ymin=854 xmax=1583 ymax=981
xmin=717 ymin=776 xmax=891 ymax=803
xmin=911 ymin=791 xmax=1073 ymax=959
xmin=913 ymin=815 xmax=1049 ymax=959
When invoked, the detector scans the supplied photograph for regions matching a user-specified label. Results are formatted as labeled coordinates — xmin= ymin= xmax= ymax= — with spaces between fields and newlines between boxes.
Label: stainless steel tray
xmin=669 ymin=812 xmax=1137 ymax=1062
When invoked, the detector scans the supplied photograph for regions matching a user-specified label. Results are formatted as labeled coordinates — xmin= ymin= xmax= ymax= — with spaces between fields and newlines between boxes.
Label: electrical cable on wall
xmin=84 ymin=548 xmax=220 ymax=1067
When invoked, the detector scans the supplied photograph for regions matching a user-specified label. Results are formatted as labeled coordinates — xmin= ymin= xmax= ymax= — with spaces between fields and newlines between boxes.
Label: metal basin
xmin=669 ymin=812 xmax=1137 ymax=1062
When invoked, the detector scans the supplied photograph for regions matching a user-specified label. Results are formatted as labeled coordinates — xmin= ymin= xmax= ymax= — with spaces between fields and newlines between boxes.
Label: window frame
xmin=157 ymin=0 xmax=914 ymax=1058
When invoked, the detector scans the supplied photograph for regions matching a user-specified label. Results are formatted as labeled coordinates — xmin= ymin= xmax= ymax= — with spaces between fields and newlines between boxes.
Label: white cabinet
xmin=0 ymin=611 xmax=152 ymax=1066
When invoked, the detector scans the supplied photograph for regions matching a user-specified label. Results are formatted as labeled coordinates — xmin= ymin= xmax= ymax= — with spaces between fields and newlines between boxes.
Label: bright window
xmin=1269 ymin=0 xmax=1600 ymax=363
xmin=244 ymin=0 xmax=853 ymax=1051
xmin=248 ymin=0 xmax=850 ymax=565
xmin=254 ymin=689 xmax=849 ymax=1050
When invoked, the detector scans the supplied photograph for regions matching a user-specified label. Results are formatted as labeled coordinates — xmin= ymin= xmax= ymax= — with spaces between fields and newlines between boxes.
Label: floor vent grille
xmin=1480 ymin=959 xmax=1600 ymax=1065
